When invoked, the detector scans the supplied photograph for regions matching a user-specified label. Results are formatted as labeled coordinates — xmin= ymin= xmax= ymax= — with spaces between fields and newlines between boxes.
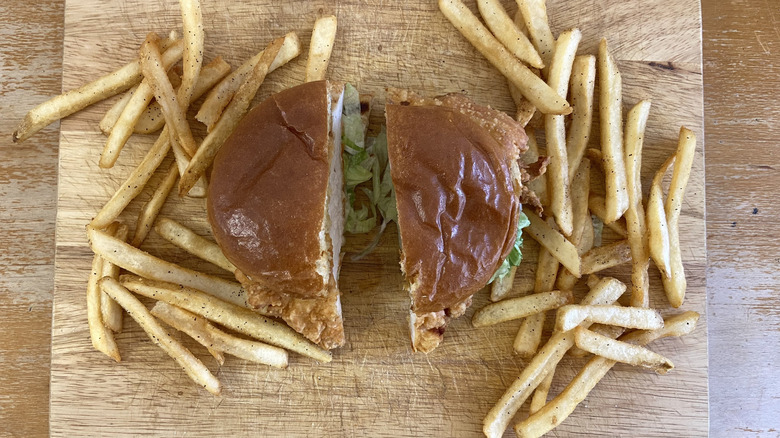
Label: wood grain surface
xmin=0 ymin=0 xmax=775 ymax=437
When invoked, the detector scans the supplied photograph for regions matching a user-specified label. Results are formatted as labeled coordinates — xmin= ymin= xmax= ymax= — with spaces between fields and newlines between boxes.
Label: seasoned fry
xmin=154 ymin=217 xmax=236 ymax=273
xmin=588 ymin=195 xmax=628 ymax=237
xmin=120 ymin=275 xmax=331 ymax=363
xmin=573 ymin=326 xmax=674 ymax=373
xmin=131 ymin=161 xmax=179 ymax=247
xmin=305 ymin=15 xmax=338 ymax=82
xmin=477 ymin=0 xmax=543 ymax=68
xmin=99 ymin=85 xmax=138 ymax=134
xmin=566 ymin=55 xmax=596 ymax=181
xmin=151 ymin=301 xmax=288 ymax=369
xmin=580 ymin=239 xmax=631 ymax=275
xmin=512 ymin=9 xmax=529 ymax=37
xmin=438 ymin=0 xmax=570 ymax=115
xmin=99 ymin=277 xmax=221 ymax=395
xmin=598 ymin=38 xmax=629 ymax=223
xmin=529 ymin=369 xmax=554 ymax=415
xmin=544 ymin=28 xmax=581 ymax=236
xmin=515 ymin=0 xmax=555 ymax=77
xmin=99 ymin=40 xmax=185 ymax=168
xmin=196 ymin=32 xmax=301 ymax=131
xmin=624 ymin=100 xmax=652 ymax=307
xmin=648 ymin=155 xmax=675 ymax=278
xmin=565 ymin=276 xmax=626 ymax=356
xmin=87 ymin=226 xmax=247 ymax=308
xmin=555 ymin=304 xmax=664 ymax=332
xmin=484 ymin=331 xmax=574 ymax=438
xmin=473 ymin=290 xmax=572 ymax=327
xmin=87 ymin=250 xmax=120 ymax=362
xmin=663 ymin=127 xmax=697 ymax=308
xmin=522 ymin=128 xmax=548 ymax=207
xmin=509 ymin=82 xmax=537 ymax=127
xmin=101 ymin=222 xmax=128 ymax=333
xmin=490 ymin=265 xmax=517 ymax=302
xmin=555 ymin=160 xmax=591 ymax=290
xmin=514 ymin=247 xmax=559 ymax=356
xmin=180 ymin=37 xmax=284 ymax=195
xmin=523 ymin=208 xmax=581 ymax=276
xmin=169 ymin=138 xmax=207 ymax=198
xmin=515 ymin=312 xmax=699 ymax=437
xmin=177 ymin=0 xmax=205 ymax=109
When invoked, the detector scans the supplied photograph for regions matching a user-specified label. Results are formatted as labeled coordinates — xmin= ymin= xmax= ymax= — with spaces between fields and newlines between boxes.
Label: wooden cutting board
xmin=50 ymin=0 xmax=707 ymax=436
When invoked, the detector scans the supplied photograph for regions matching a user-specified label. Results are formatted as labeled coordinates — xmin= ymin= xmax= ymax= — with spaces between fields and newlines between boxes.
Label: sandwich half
xmin=207 ymin=80 xmax=346 ymax=349
xmin=385 ymin=88 xmax=529 ymax=353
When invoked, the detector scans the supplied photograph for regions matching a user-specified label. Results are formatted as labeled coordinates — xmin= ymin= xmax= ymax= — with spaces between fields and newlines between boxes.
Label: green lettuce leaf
xmin=489 ymin=211 xmax=531 ymax=283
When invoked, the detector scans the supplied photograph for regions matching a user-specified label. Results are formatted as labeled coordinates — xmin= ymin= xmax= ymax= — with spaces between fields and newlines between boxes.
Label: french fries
xmin=154 ymin=217 xmax=236 ymax=273
xmin=515 ymin=0 xmax=555 ymax=77
xmin=87 ymin=249 xmax=121 ymax=362
xmin=99 ymin=277 xmax=222 ymax=395
xmin=438 ymin=0 xmax=571 ymax=115
xmin=544 ymin=28 xmax=581 ymax=236
xmin=179 ymin=36 xmax=284 ymax=196
xmin=515 ymin=312 xmax=699 ymax=437
xmin=648 ymin=155 xmax=676 ymax=278
xmin=177 ymin=0 xmax=204 ymax=109
xmin=472 ymin=290 xmax=573 ymax=327
xmin=555 ymin=304 xmax=664 ymax=332
xmin=305 ymin=15 xmax=338 ymax=82
xmin=195 ymin=32 xmax=301 ymax=131
xmin=99 ymin=85 xmax=138 ymax=134
xmin=514 ymin=247 xmax=558 ymax=356
xmin=588 ymin=195 xmax=628 ymax=237
xmin=580 ymin=239 xmax=631 ymax=275
xmin=120 ymin=275 xmax=332 ymax=363
xmin=555 ymin=160 xmax=591 ymax=291
xmin=100 ymin=222 xmax=128 ymax=333
xmin=477 ymin=0 xmax=543 ymax=69
xmin=528 ymin=370 xmax=553 ymax=415
xmin=598 ymin=39 xmax=629 ymax=223
xmin=509 ymin=84 xmax=537 ymax=127
xmin=131 ymin=161 xmax=179 ymax=247
xmin=573 ymin=326 xmax=674 ymax=374
xmin=566 ymin=55 xmax=596 ymax=182
xmin=151 ymin=301 xmax=288 ymax=369
xmin=522 ymin=208 xmax=581 ymax=276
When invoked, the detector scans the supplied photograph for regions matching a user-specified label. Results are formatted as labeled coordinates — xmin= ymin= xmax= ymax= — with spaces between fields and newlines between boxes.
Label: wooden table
xmin=0 ymin=0 xmax=777 ymax=436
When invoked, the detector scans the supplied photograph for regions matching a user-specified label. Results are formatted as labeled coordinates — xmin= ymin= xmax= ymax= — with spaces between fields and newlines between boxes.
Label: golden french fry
xmin=87 ymin=251 xmax=120 ymax=362
xmin=522 ymin=128 xmax=548 ymax=207
xmin=154 ymin=217 xmax=236 ymax=273
xmin=556 ymin=159 xmax=591 ymax=290
xmin=179 ymin=36 xmax=284 ymax=196
xmin=438 ymin=0 xmax=570 ymax=115
xmin=86 ymin=226 xmax=247 ymax=308
xmin=151 ymin=301 xmax=288 ymax=369
xmin=566 ymin=55 xmax=596 ymax=182
xmin=99 ymin=85 xmax=138 ymax=135
xmin=99 ymin=277 xmax=221 ymax=395
xmin=588 ymin=195 xmax=628 ymax=237
xmin=512 ymin=9 xmax=529 ymax=37
xmin=101 ymin=222 xmax=128 ymax=333
xmin=135 ymin=57 xmax=232 ymax=134
xmin=555 ymin=304 xmax=664 ymax=332
xmin=514 ymin=247 xmax=559 ymax=356
xmin=598 ymin=38 xmax=629 ymax=223
xmin=196 ymin=32 xmax=301 ymax=131
xmin=477 ymin=0 xmax=543 ymax=68
xmin=169 ymin=137 xmax=207 ymax=198
xmin=305 ymin=15 xmax=338 ymax=82
xmin=508 ymin=81 xmax=537 ymax=127
xmin=663 ymin=127 xmax=697 ymax=308
xmin=580 ymin=276 xmax=627 ymax=306
xmin=544 ymin=28 xmax=581 ymax=236
xmin=529 ymin=367 xmax=554 ymax=415
xmin=580 ymin=239 xmax=631 ymax=275
xmin=99 ymin=40 xmax=185 ymax=168
xmin=515 ymin=312 xmax=699 ymax=437
xmin=569 ymin=322 xmax=626 ymax=358
xmin=523 ymin=208 xmax=581 ymax=276
xmin=131 ymin=161 xmax=178 ymax=247
xmin=573 ymin=326 xmax=674 ymax=374
xmin=139 ymin=33 xmax=197 ymax=157
xmin=648 ymin=155 xmax=675 ymax=278
xmin=490 ymin=265 xmax=517 ymax=302
xmin=120 ymin=275 xmax=332 ymax=363
xmin=473 ymin=290 xmax=572 ymax=327
xmin=515 ymin=0 xmax=555 ymax=78
xmin=177 ymin=0 xmax=204 ymax=109
xmin=484 ymin=331 xmax=574 ymax=438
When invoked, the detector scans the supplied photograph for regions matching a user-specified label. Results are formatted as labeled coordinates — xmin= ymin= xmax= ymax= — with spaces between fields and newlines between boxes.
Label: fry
xmin=139 ymin=33 xmax=197 ymax=157
xmin=99 ymin=277 xmax=221 ymax=395
xmin=99 ymin=40 xmax=185 ymax=168
xmin=522 ymin=128 xmax=548 ymax=207
xmin=135 ymin=57 xmax=232 ymax=134
xmin=86 ymin=226 xmax=247 ymax=308
xmin=305 ymin=15 xmax=338 ymax=82
xmin=648 ymin=155 xmax=675 ymax=278
xmin=87 ymin=250 xmax=120 ymax=362
xmin=473 ymin=290 xmax=572 ymax=327
xmin=624 ymin=100 xmax=652 ymax=307
xmin=566 ymin=55 xmax=596 ymax=182
xmin=169 ymin=139 xmax=207 ymax=198
xmin=438 ymin=0 xmax=570 ymax=115
xmin=663 ymin=127 xmax=697 ymax=308
xmin=101 ymin=222 xmax=129 ymax=333
xmin=529 ymin=369 xmax=553 ymax=414
xmin=555 ymin=304 xmax=664 ymax=332
xmin=544 ymin=28 xmax=581 ymax=236
xmin=131 ymin=161 xmax=178 ymax=247
xmin=177 ymin=0 xmax=205 ymax=109
xmin=515 ymin=312 xmax=699 ymax=437
xmin=151 ymin=301 xmax=288 ymax=369
xmin=523 ymin=208 xmax=581 ymax=276
xmin=580 ymin=239 xmax=631 ymax=275
xmin=477 ymin=0 xmax=543 ymax=68
xmin=514 ymin=247 xmax=559 ymax=356
xmin=120 ymin=275 xmax=332 ymax=363
xmin=555 ymin=160 xmax=591 ymax=290
xmin=483 ymin=331 xmax=574 ymax=438
xmin=573 ymin=326 xmax=674 ymax=373
xmin=180 ymin=37 xmax=284 ymax=195
xmin=154 ymin=217 xmax=236 ymax=273
xmin=490 ymin=265 xmax=517 ymax=302
xmin=508 ymin=81 xmax=537 ymax=127
xmin=515 ymin=0 xmax=555 ymax=77
xmin=598 ymin=38 xmax=629 ymax=223
xmin=565 ymin=276 xmax=626 ymax=356
xmin=196 ymin=32 xmax=301 ymax=131
xmin=99 ymin=85 xmax=138 ymax=134
xmin=588 ymin=195 xmax=628 ymax=237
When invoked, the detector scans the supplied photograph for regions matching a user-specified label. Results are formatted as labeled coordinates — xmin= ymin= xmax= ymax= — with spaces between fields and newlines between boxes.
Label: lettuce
xmin=489 ymin=211 xmax=531 ymax=283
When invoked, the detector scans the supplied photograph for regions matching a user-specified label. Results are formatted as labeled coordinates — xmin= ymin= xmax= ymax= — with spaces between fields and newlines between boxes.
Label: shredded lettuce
xmin=489 ymin=211 xmax=531 ymax=283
